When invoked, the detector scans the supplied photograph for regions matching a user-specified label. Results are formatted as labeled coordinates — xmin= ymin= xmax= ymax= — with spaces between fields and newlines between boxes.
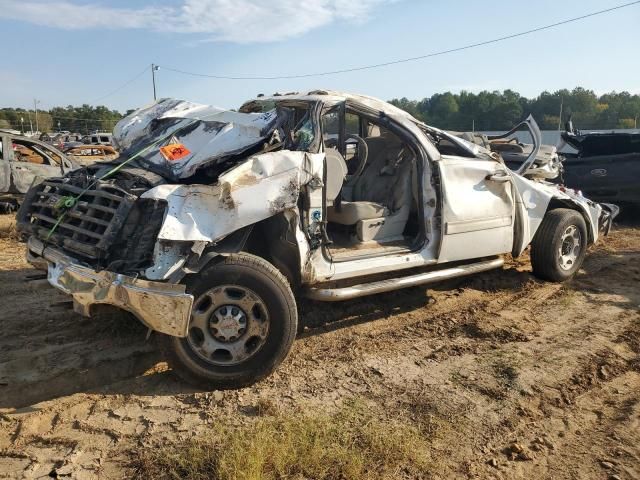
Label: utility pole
xmin=20 ymin=117 xmax=24 ymax=135
xmin=557 ymin=97 xmax=564 ymax=131
xmin=33 ymin=99 xmax=40 ymax=134
xmin=151 ymin=64 xmax=160 ymax=101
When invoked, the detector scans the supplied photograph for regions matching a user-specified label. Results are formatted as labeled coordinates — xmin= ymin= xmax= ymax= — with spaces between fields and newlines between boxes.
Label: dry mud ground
xmin=0 ymin=213 xmax=639 ymax=479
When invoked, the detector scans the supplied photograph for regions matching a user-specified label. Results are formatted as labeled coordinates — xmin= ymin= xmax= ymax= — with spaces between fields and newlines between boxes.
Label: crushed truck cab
xmin=17 ymin=91 xmax=618 ymax=388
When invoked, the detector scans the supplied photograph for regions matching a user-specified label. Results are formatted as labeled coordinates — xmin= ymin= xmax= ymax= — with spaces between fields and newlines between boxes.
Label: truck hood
xmin=112 ymin=98 xmax=278 ymax=182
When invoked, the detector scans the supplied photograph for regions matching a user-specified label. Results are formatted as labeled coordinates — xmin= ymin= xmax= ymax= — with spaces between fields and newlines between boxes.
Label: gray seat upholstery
xmin=327 ymin=132 xmax=413 ymax=241
xmin=326 ymin=201 xmax=388 ymax=224
xmin=324 ymin=148 xmax=348 ymax=206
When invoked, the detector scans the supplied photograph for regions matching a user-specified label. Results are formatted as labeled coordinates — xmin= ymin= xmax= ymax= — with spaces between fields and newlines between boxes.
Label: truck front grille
xmin=19 ymin=178 xmax=137 ymax=260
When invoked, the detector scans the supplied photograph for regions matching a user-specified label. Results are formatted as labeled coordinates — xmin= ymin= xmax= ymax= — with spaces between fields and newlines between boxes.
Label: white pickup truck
xmin=17 ymin=91 xmax=617 ymax=388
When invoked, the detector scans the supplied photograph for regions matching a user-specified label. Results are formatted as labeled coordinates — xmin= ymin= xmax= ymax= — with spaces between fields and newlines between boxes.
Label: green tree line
xmin=1 ymin=88 xmax=639 ymax=134
xmin=390 ymin=87 xmax=640 ymax=131
xmin=0 ymin=105 xmax=126 ymax=134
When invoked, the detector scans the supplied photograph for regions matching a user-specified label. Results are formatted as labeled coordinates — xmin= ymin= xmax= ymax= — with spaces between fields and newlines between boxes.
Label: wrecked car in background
xmin=0 ymin=133 xmax=78 ymax=212
xmin=54 ymin=133 xmax=84 ymax=151
xmin=64 ymin=144 xmax=119 ymax=166
xmin=17 ymin=92 xmax=618 ymax=388
xmin=82 ymin=132 xmax=113 ymax=146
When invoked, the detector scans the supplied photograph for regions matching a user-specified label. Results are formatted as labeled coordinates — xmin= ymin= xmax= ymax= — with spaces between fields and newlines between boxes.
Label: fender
xmin=511 ymin=174 xmax=602 ymax=257
xmin=141 ymin=150 xmax=324 ymax=280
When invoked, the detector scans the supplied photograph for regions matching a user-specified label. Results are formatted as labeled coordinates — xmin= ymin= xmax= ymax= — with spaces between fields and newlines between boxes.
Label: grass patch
xmin=132 ymin=401 xmax=434 ymax=480
xmin=492 ymin=355 xmax=521 ymax=389
xmin=0 ymin=221 xmax=19 ymax=240
xmin=557 ymin=286 xmax=578 ymax=307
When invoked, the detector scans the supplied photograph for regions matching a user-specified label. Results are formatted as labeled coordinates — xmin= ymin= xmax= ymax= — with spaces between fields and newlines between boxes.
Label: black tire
xmin=530 ymin=208 xmax=588 ymax=282
xmin=159 ymin=253 xmax=298 ymax=389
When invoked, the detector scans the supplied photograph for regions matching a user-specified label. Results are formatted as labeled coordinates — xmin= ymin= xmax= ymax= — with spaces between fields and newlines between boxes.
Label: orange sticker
xmin=160 ymin=143 xmax=191 ymax=161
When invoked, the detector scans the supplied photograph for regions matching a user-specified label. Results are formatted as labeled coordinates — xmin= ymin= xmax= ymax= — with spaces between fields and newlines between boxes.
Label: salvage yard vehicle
xmin=64 ymin=144 xmax=119 ymax=165
xmin=17 ymin=91 xmax=618 ymax=388
xmin=52 ymin=133 xmax=84 ymax=151
xmin=81 ymin=132 xmax=112 ymax=146
xmin=559 ymin=120 xmax=640 ymax=207
xmin=0 ymin=133 xmax=77 ymax=212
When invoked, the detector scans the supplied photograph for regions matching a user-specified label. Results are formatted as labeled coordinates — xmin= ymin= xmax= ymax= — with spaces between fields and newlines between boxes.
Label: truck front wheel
xmin=530 ymin=208 xmax=588 ymax=282
xmin=159 ymin=253 xmax=298 ymax=389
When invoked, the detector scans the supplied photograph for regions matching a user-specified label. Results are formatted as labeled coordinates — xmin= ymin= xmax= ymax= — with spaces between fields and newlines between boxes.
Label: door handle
xmin=486 ymin=171 xmax=510 ymax=183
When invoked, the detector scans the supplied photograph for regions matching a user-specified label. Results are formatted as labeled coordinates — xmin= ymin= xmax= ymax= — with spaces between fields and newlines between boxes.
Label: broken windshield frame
xmin=487 ymin=115 xmax=542 ymax=175
xmin=242 ymin=99 xmax=323 ymax=154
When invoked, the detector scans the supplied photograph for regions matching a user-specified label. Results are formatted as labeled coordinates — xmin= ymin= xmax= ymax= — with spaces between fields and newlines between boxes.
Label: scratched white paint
xmin=510 ymin=174 xmax=602 ymax=256
xmin=142 ymin=150 xmax=324 ymax=243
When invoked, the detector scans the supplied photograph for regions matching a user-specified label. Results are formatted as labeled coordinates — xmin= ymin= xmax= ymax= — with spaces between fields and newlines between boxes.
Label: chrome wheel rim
xmin=187 ymin=285 xmax=270 ymax=366
xmin=558 ymin=225 xmax=582 ymax=271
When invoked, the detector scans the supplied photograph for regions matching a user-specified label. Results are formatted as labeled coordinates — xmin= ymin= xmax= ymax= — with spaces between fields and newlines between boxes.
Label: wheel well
xmin=546 ymin=199 xmax=594 ymax=243
xmin=183 ymin=213 xmax=302 ymax=288
xmin=243 ymin=213 xmax=302 ymax=289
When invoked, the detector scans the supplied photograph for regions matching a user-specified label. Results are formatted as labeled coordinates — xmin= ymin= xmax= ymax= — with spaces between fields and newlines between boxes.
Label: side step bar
xmin=304 ymin=257 xmax=504 ymax=302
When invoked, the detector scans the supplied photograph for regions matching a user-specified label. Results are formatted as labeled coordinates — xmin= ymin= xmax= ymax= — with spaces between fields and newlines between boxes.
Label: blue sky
xmin=2 ymin=0 xmax=639 ymax=112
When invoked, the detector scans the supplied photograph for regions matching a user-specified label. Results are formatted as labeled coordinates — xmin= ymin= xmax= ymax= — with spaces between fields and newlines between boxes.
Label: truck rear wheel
xmin=530 ymin=208 xmax=588 ymax=282
xmin=159 ymin=253 xmax=298 ymax=389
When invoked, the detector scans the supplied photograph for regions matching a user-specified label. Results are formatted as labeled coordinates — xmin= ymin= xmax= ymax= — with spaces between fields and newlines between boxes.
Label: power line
xmin=90 ymin=65 xmax=150 ymax=104
xmin=158 ymin=1 xmax=640 ymax=80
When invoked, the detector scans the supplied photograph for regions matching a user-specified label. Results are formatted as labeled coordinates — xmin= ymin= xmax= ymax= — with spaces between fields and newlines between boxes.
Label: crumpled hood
xmin=112 ymin=98 xmax=278 ymax=181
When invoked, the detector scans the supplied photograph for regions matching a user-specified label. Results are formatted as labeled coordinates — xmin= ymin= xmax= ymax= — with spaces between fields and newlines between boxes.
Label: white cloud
xmin=0 ymin=0 xmax=393 ymax=43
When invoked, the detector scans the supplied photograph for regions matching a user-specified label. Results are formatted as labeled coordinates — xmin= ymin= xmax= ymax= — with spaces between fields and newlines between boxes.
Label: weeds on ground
xmin=557 ymin=286 xmax=578 ymax=308
xmin=491 ymin=354 xmax=521 ymax=389
xmin=132 ymin=401 xmax=434 ymax=480
xmin=0 ymin=221 xmax=19 ymax=240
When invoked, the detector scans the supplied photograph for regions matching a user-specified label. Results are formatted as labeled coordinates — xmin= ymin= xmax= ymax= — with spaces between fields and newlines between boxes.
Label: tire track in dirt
xmin=0 ymin=220 xmax=639 ymax=478
xmin=462 ymin=244 xmax=640 ymax=479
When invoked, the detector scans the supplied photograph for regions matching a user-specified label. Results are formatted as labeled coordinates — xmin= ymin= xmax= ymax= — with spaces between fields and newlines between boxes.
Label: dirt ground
xmin=0 ymin=213 xmax=639 ymax=479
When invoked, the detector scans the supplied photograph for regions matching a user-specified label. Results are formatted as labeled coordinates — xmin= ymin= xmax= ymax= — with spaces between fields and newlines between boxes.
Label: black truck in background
xmin=560 ymin=120 xmax=640 ymax=208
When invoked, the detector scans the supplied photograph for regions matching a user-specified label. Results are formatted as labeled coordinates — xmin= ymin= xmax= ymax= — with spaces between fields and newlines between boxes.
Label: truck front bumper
xmin=27 ymin=237 xmax=193 ymax=337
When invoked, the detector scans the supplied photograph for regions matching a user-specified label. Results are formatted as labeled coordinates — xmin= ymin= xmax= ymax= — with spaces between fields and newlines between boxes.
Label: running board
xmin=304 ymin=257 xmax=504 ymax=302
